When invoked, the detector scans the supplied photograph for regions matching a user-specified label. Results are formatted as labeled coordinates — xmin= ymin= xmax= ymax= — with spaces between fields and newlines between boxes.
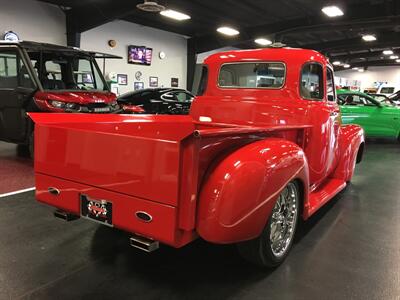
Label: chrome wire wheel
xmin=269 ymin=182 xmax=299 ymax=258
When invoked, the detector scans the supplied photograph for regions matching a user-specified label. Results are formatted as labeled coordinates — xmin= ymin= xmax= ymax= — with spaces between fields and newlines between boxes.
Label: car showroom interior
xmin=0 ymin=0 xmax=399 ymax=299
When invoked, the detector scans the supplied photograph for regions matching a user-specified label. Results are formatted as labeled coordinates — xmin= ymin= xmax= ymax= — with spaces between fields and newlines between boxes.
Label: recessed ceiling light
xmin=383 ymin=50 xmax=394 ymax=55
xmin=362 ymin=34 xmax=376 ymax=42
xmin=160 ymin=9 xmax=191 ymax=21
xmin=390 ymin=55 xmax=399 ymax=59
xmin=396 ymin=59 xmax=400 ymax=63
xmin=358 ymin=68 xmax=365 ymax=72
xmin=352 ymin=67 xmax=359 ymax=70
xmin=255 ymin=38 xmax=272 ymax=46
xmin=217 ymin=27 xmax=240 ymax=36
xmin=332 ymin=61 xmax=341 ymax=66
xmin=322 ymin=6 xmax=344 ymax=17
xmin=343 ymin=64 xmax=351 ymax=68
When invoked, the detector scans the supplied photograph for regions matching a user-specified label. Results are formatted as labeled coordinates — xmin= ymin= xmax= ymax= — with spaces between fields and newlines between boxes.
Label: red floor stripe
xmin=0 ymin=142 xmax=34 ymax=195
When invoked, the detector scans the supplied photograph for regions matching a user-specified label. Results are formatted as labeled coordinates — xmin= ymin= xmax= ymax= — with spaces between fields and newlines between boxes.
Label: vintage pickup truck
xmin=29 ymin=48 xmax=365 ymax=267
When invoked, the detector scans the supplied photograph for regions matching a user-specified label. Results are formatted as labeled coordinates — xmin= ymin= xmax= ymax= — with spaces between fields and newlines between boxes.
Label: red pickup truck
xmin=29 ymin=48 xmax=364 ymax=267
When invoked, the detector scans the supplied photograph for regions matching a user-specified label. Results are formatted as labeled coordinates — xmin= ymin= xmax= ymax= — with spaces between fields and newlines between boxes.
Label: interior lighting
xmin=255 ymin=38 xmax=272 ymax=46
xmin=217 ymin=27 xmax=240 ymax=36
xmin=160 ymin=9 xmax=191 ymax=21
xmin=383 ymin=50 xmax=394 ymax=55
xmin=322 ymin=6 xmax=344 ymax=17
xmin=362 ymin=35 xmax=377 ymax=42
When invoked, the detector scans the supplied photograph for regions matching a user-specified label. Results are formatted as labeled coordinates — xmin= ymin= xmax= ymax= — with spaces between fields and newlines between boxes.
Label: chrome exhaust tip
xmin=130 ymin=235 xmax=159 ymax=252
xmin=54 ymin=210 xmax=80 ymax=222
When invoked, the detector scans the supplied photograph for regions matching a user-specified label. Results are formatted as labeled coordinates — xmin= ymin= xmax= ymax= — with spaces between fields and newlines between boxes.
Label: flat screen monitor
xmin=128 ymin=46 xmax=153 ymax=66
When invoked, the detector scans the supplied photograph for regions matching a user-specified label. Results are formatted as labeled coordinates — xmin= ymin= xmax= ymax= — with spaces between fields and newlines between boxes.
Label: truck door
xmin=325 ymin=67 xmax=340 ymax=176
xmin=0 ymin=47 xmax=36 ymax=143
xmin=300 ymin=63 xmax=337 ymax=187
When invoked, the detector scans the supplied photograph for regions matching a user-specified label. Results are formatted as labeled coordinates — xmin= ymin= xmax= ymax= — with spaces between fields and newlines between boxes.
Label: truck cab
xmin=0 ymin=41 xmax=121 ymax=155
xmin=29 ymin=47 xmax=365 ymax=267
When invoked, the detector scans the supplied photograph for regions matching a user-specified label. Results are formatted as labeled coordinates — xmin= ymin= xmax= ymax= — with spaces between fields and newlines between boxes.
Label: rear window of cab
xmin=218 ymin=62 xmax=285 ymax=89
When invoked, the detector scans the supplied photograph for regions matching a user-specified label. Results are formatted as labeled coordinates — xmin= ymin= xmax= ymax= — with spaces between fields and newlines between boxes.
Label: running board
xmin=304 ymin=179 xmax=346 ymax=219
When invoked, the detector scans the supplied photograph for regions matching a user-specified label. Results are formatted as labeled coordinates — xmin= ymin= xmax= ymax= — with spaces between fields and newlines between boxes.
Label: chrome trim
xmin=48 ymin=187 xmax=60 ymax=196
xmin=135 ymin=211 xmax=153 ymax=223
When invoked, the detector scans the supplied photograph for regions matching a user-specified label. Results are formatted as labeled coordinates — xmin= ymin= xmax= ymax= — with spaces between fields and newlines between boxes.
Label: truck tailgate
xmin=30 ymin=113 xmax=196 ymax=206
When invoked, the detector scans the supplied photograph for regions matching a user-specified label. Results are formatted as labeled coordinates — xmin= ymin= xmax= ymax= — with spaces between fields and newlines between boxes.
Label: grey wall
xmin=81 ymin=21 xmax=188 ymax=95
xmin=0 ymin=0 xmax=66 ymax=45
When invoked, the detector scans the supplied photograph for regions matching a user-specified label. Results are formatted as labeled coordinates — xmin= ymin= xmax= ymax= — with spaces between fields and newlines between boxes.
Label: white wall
xmin=336 ymin=66 xmax=400 ymax=92
xmin=81 ymin=21 xmax=188 ymax=94
xmin=0 ymin=0 xmax=66 ymax=45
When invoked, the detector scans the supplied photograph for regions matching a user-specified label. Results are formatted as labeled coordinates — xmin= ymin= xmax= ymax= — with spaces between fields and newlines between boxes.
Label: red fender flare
xmin=196 ymin=138 xmax=309 ymax=244
xmin=332 ymin=125 xmax=365 ymax=182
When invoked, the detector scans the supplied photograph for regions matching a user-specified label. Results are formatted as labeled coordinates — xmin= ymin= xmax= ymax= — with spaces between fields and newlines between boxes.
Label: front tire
xmin=237 ymin=181 xmax=300 ymax=267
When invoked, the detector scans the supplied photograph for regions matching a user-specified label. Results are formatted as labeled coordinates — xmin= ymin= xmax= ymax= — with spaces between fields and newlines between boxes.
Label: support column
xmin=186 ymin=38 xmax=197 ymax=92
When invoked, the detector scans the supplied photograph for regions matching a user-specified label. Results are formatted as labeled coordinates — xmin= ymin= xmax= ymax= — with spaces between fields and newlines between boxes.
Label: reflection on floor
xmin=0 ymin=141 xmax=399 ymax=299
xmin=0 ymin=142 xmax=34 ymax=196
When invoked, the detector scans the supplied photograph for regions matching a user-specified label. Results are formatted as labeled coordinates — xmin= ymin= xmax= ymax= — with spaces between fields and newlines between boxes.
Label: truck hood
xmin=36 ymin=91 xmax=117 ymax=105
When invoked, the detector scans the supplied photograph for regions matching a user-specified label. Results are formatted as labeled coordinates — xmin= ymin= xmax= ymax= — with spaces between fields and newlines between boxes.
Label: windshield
xmin=380 ymin=87 xmax=395 ymax=94
xmin=27 ymin=51 xmax=108 ymax=92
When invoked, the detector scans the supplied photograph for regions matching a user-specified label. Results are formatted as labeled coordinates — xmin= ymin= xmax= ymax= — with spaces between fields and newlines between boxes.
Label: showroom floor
xmin=0 ymin=141 xmax=399 ymax=300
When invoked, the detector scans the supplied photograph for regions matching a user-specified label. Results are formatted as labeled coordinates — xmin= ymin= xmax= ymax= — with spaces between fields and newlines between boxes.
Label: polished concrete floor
xmin=0 ymin=141 xmax=399 ymax=299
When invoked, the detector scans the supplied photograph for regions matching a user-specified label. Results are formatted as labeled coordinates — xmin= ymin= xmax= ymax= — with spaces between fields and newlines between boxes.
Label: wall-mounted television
xmin=128 ymin=45 xmax=153 ymax=66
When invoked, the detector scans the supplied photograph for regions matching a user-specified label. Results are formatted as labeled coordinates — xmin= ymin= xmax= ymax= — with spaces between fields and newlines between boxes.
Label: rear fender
xmin=332 ymin=125 xmax=365 ymax=181
xmin=196 ymin=138 xmax=309 ymax=244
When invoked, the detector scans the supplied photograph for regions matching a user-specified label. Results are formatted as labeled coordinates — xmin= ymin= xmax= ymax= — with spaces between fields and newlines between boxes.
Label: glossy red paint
xmin=34 ymin=91 xmax=117 ymax=112
xmin=30 ymin=47 xmax=364 ymax=248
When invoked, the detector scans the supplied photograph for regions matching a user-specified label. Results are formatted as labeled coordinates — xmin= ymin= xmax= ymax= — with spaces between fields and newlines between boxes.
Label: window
xmin=380 ymin=87 xmax=395 ymax=94
xmin=197 ymin=66 xmax=208 ymax=96
xmin=300 ymin=63 xmax=323 ymax=100
xmin=338 ymin=94 xmax=377 ymax=106
xmin=0 ymin=50 xmax=34 ymax=89
xmin=27 ymin=51 xmax=107 ymax=91
xmin=174 ymin=92 xmax=193 ymax=102
xmin=219 ymin=62 xmax=285 ymax=88
xmin=327 ymin=68 xmax=335 ymax=101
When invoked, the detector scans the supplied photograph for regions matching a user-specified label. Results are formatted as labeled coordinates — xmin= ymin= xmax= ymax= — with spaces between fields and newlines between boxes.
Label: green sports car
xmin=337 ymin=89 xmax=400 ymax=141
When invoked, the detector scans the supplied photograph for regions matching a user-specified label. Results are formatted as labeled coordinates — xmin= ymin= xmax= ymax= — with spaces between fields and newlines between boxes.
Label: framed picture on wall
xmin=149 ymin=76 xmax=158 ymax=87
xmin=117 ymin=74 xmax=128 ymax=85
xmin=134 ymin=82 xmax=144 ymax=91
xmin=171 ymin=78 xmax=179 ymax=87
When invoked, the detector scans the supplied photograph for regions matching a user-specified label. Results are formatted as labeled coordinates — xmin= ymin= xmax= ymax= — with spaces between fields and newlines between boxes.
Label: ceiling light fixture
xmin=217 ymin=27 xmax=240 ymax=36
xmin=160 ymin=9 xmax=191 ymax=21
xmin=352 ymin=67 xmax=359 ymax=70
xmin=362 ymin=34 xmax=376 ymax=42
xmin=255 ymin=38 xmax=272 ymax=46
xmin=383 ymin=50 xmax=394 ymax=55
xmin=322 ymin=6 xmax=344 ymax=17
xmin=390 ymin=55 xmax=399 ymax=59
xmin=396 ymin=59 xmax=400 ymax=63
xmin=332 ymin=61 xmax=341 ymax=66
xmin=358 ymin=68 xmax=365 ymax=72
xmin=136 ymin=0 xmax=165 ymax=12
xmin=343 ymin=64 xmax=351 ymax=68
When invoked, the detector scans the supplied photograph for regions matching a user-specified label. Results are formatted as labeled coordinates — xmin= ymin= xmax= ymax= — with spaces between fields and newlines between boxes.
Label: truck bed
xmin=29 ymin=113 xmax=310 ymax=247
